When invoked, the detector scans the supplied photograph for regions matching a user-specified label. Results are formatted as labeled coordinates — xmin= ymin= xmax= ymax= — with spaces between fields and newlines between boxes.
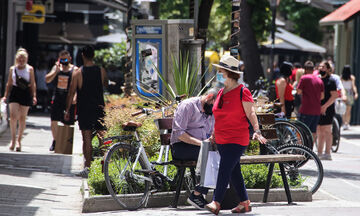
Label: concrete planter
xmin=82 ymin=180 xmax=312 ymax=213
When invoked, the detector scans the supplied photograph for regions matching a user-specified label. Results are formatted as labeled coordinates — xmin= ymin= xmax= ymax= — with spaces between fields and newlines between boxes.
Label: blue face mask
xmin=216 ymin=72 xmax=226 ymax=83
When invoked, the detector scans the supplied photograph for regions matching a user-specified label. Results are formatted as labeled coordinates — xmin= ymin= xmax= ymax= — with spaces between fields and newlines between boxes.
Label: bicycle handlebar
xmin=131 ymin=95 xmax=186 ymax=117
xmin=131 ymin=110 xmax=144 ymax=117
xmin=175 ymin=94 xmax=186 ymax=102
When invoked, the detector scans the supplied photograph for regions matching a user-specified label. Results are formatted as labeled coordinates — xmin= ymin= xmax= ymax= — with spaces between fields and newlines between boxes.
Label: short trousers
xmin=50 ymin=95 xmax=76 ymax=125
xmin=9 ymin=86 xmax=32 ymax=106
xmin=319 ymin=110 xmax=335 ymax=125
xmin=78 ymin=108 xmax=106 ymax=131
xmin=298 ymin=114 xmax=320 ymax=133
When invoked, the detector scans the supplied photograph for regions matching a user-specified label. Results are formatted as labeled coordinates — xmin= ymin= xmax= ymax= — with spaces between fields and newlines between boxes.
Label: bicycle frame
xmin=134 ymin=131 xmax=152 ymax=170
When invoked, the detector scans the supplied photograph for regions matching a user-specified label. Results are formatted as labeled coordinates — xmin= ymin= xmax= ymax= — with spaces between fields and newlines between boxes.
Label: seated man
xmin=170 ymin=87 xmax=219 ymax=209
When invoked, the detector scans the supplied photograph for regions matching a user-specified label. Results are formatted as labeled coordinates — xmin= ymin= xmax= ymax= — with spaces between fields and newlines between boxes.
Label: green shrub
xmin=246 ymin=140 xmax=260 ymax=155
xmin=88 ymin=158 xmax=108 ymax=196
xmin=242 ymin=164 xmax=283 ymax=189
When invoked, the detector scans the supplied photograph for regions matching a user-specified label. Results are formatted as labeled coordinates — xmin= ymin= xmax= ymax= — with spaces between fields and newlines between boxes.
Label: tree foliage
xmin=93 ymin=42 xmax=127 ymax=69
xmin=158 ymin=0 xmax=189 ymax=19
xmin=279 ymin=0 xmax=328 ymax=44
xmin=158 ymin=0 xmax=271 ymax=50
xmin=207 ymin=0 xmax=271 ymax=50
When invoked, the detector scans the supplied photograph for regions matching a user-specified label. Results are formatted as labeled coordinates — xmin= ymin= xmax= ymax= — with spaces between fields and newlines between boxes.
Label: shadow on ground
xmin=341 ymin=134 xmax=360 ymax=139
xmin=0 ymin=152 xmax=75 ymax=177
xmin=0 ymin=184 xmax=43 ymax=216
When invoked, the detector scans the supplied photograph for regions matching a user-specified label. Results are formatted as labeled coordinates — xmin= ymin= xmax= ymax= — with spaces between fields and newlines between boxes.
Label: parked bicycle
xmin=102 ymin=95 xmax=191 ymax=210
xmin=256 ymin=110 xmax=323 ymax=194
xmin=266 ymin=143 xmax=323 ymax=194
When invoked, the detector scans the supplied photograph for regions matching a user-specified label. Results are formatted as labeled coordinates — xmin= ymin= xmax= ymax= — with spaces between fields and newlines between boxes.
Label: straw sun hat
xmin=212 ymin=55 xmax=242 ymax=74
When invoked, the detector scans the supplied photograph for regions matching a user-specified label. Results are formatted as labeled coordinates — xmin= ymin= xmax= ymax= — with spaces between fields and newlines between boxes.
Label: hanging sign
xmin=21 ymin=4 xmax=45 ymax=24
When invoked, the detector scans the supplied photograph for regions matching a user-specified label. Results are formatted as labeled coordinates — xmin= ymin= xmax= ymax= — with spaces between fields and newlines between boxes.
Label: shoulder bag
xmin=14 ymin=68 xmax=30 ymax=90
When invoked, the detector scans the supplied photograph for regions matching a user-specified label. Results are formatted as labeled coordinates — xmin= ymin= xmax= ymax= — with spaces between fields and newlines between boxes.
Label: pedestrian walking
xmin=297 ymin=61 xmax=324 ymax=146
xmin=341 ymin=65 xmax=358 ymax=130
xmin=317 ymin=61 xmax=338 ymax=160
xmin=1 ymin=48 xmax=37 ymax=151
xmin=205 ymin=55 xmax=266 ymax=215
xmin=64 ymin=45 xmax=107 ymax=177
xmin=46 ymin=50 xmax=78 ymax=151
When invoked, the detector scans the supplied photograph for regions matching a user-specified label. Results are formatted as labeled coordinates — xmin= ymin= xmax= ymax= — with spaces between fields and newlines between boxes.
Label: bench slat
xmin=240 ymin=154 xmax=306 ymax=164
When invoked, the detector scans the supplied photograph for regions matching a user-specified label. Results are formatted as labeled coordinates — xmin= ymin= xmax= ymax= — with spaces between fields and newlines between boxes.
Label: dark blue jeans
xmin=172 ymin=142 xmax=209 ymax=195
xmin=214 ymin=144 xmax=248 ymax=203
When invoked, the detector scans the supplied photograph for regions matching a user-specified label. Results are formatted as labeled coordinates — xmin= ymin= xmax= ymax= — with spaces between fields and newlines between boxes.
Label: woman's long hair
xmin=342 ymin=65 xmax=351 ymax=81
xmin=14 ymin=48 xmax=29 ymax=66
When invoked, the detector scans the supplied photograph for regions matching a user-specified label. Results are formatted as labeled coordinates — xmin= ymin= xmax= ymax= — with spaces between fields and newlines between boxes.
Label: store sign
xmin=34 ymin=0 xmax=53 ymax=13
xmin=135 ymin=26 xmax=162 ymax=35
xmin=22 ymin=4 xmax=45 ymax=24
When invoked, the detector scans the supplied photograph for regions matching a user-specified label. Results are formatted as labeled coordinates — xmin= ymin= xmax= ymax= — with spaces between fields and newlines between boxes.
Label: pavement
xmin=0 ymin=113 xmax=84 ymax=216
xmin=1 ymin=113 xmax=360 ymax=216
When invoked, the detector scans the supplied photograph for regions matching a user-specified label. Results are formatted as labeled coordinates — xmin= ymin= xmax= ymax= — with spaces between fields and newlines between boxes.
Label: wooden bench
xmin=154 ymin=118 xmax=197 ymax=208
xmin=240 ymin=154 xmax=306 ymax=204
xmin=239 ymin=113 xmax=305 ymax=204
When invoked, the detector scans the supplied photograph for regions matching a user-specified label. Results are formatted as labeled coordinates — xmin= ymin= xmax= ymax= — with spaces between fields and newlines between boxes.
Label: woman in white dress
xmin=341 ymin=65 xmax=358 ymax=130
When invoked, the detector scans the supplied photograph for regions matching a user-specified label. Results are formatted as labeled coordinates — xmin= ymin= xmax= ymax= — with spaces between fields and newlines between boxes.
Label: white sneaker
xmin=323 ymin=154 xmax=332 ymax=160
xmin=343 ymin=124 xmax=349 ymax=130
xmin=319 ymin=154 xmax=332 ymax=160
xmin=76 ymin=167 xmax=90 ymax=178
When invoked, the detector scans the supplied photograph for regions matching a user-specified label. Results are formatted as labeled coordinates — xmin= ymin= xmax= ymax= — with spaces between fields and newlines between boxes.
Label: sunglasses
xmin=59 ymin=58 xmax=69 ymax=63
xmin=218 ymin=95 xmax=224 ymax=109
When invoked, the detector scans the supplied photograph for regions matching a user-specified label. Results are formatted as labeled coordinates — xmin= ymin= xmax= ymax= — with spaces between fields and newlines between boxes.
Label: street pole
xmin=270 ymin=0 xmax=277 ymax=77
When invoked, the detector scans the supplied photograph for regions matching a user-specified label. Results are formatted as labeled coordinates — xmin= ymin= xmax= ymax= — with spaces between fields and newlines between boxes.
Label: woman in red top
xmin=275 ymin=62 xmax=294 ymax=118
xmin=205 ymin=56 xmax=267 ymax=215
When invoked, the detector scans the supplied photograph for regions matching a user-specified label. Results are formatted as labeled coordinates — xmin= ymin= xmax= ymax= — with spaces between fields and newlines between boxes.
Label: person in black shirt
xmin=317 ymin=61 xmax=338 ymax=160
xmin=64 ymin=45 xmax=107 ymax=177
xmin=46 ymin=50 xmax=78 ymax=151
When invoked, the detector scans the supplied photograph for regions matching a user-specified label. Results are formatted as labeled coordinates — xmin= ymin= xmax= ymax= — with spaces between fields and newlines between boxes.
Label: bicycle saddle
xmin=122 ymin=121 xmax=142 ymax=131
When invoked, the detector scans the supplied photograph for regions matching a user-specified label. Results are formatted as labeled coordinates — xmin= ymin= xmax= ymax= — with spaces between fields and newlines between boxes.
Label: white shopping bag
xmin=203 ymin=151 xmax=221 ymax=189
xmin=196 ymin=141 xmax=211 ymax=175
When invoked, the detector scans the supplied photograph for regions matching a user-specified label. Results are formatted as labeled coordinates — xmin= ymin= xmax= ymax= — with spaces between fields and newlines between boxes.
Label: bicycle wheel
xmin=276 ymin=144 xmax=324 ymax=194
xmin=104 ymin=143 xmax=150 ymax=210
xmin=290 ymin=120 xmax=314 ymax=150
xmin=332 ymin=117 xmax=340 ymax=153
xmin=273 ymin=121 xmax=305 ymax=147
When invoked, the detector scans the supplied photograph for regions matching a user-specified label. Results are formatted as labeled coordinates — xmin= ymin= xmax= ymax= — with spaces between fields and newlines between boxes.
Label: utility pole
xmin=270 ymin=0 xmax=277 ymax=77
xmin=230 ymin=0 xmax=241 ymax=59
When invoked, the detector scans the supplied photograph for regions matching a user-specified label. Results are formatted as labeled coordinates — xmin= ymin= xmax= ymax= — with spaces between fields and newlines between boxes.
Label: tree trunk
xmin=196 ymin=0 xmax=214 ymax=87
xmin=239 ymin=0 xmax=264 ymax=90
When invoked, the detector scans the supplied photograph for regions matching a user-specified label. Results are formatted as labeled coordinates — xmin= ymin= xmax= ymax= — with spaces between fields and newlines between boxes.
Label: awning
xmin=320 ymin=0 xmax=360 ymax=25
xmin=261 ymin=27 xmax=326 ymax=53
xmin=39 ymin=22 xmax=96 ymax=44
xmin=96 ymin=32 xmax=127 ymax=43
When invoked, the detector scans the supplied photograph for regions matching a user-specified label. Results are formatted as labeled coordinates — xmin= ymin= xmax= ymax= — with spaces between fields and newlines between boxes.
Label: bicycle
xmin=265 ymin=141 xmax=324 ymax=194
xmin=257 ymin=111 xmax=323 ymax=194
xmin=102 ymin=95 xmax=193 ymax=210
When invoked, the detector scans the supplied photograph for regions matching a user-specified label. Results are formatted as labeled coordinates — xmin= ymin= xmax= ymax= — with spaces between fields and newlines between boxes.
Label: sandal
xmin=9 ymin=145 xmax=15 ymax=151
xmin=205 ymin=201 xmax=221 ymax=215
xmin=16 ymin=147 xmax=21 ymax=152
xmin=231 ymin=200 xmax=252 ymax=213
